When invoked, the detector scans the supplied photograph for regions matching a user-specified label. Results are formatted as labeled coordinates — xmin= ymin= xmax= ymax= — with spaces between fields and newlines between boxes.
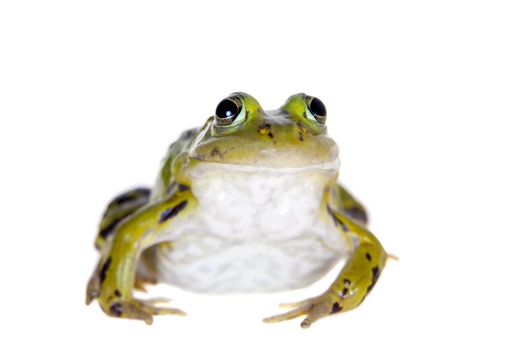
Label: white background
xmin=1 ymin=0 xmax=524 ymax=349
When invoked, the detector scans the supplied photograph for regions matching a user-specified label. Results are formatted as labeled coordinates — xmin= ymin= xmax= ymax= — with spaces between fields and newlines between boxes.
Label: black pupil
xmin=216 ymin=99 xmax=239 ymax=119
xmin=309 ymin=97 xmax=327 ymax=117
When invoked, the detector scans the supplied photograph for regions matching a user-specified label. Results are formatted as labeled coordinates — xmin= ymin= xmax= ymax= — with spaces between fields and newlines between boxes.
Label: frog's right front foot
xmin=101 ymin=298 xmax=186 ymax=325
xmin=86 ymin=266 xmax=186 ymax=324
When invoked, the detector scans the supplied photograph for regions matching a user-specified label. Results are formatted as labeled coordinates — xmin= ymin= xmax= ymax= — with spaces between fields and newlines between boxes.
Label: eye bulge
xmin=305 ymin=95 xmax=327 ymax=124
xmin=215 ymin=98 xmax=240 ymax=119
xmin=214 ymin=94 xmax=328 ymax=126
xmin=308 ymin=97 xmax=327 ymax=118
xmin=214 ymin=96 xmax=244 ymax=127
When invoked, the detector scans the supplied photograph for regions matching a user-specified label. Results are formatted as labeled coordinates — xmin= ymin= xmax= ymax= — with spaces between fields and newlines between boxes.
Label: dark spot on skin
xmin=159 ymin=200 xmax=188 ymax=224
xmin=167 ymin=182 xmax=190 ymax=194
xmin=114 ymin=289 xmax=122 ymax=297
xmin=258 ymin=122 xmax=271 ymax=131
xmin=344 ymin=207 xmax=368 ymax=224
xmin=366 ymin=253 xmax=372 ymax=262
xmin=112 ymin=188 xmax=151 ymax=206
xmin=134 ymin=188 xmax=151 ymax=197
xmin=211 ymin=147 xmax=223 ymax=158
xmin=113 ymin=194 xmax=134 ymax=205
xmin=258 ymin=122 xmax=273 ymax=138
xmin=99 ymin=257 xmax=112 ymax=285
xmin=181 ymin=129 xmax=196 ymax=140
xmin=331 ymin=302 xmax=343 ymax=314
xmin=367 ymin=266 xmax=381 ymax=294
xmin=178 ymin=184 xmax=189 ymax=192
xmin=327 ymin=205 xmax=349 ymax=232
xmin=99 ymin=219 xmax=121 ymax=240
xmin=296 ymin=121 xmax=309 ymax=135
xmin=341 ymin=287 xmax=349 ymax=297
xmin=109 ymin=302 xmax=123 ymax=317
xmin=298 ymin=132 xmax=304 ymax=141
xmin=344 ymin=278 xmax=351 ymax=286
xmin=303 ymin=112 xmax=307 ymax=120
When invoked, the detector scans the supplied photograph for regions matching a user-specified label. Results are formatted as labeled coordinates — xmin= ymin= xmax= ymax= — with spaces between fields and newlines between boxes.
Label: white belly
xmin=153 ymin=162 xmax=346 ymax=293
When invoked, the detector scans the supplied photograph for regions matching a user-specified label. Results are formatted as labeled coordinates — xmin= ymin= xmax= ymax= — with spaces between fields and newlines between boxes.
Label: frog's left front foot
xmin=263 ymin=292 xmax=339 ymax=328
xmin=265 ymin=214 xmax=389 ymax=328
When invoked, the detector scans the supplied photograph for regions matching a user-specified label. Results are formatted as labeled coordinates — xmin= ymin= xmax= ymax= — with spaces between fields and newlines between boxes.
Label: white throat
xmin=189 ymin=160 xmax=339 ymax=240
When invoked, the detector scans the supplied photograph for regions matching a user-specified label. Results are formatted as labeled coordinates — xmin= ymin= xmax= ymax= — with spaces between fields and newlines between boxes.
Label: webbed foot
xmin=104 ymin=298 xmax=186 ymax=325
xmin=263 ymin=292 xmax=339 ymax=328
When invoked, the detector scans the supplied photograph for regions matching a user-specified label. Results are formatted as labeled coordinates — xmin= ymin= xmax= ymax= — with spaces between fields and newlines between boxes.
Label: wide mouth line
xmin=188 ymin=158 xmax=340 ymax=175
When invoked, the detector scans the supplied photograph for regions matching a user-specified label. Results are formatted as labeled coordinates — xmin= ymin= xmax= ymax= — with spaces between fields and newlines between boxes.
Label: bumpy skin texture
xmin=86 ymin=93 xmax=388 ymax=327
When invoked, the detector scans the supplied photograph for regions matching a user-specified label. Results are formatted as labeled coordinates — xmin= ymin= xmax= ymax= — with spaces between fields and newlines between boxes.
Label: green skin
xmin=86 ymin=93 xmax=388 ymax=328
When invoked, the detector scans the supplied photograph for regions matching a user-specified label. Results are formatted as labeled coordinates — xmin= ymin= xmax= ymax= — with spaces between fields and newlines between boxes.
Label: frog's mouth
xmin=188 ymin=127 xmax=340 ymax=169
xmin=187 ymin=158 xmax=340 ymax=178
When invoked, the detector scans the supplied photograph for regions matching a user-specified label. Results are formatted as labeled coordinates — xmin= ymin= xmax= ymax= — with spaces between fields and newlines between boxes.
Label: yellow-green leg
xmin=95 ymin=187 xmax=151 ymax=250
xmin=335 ymin=184 xmax=369 ymax=225
xmin=86 ymin=190 xmax=194 ymax=324
xmin=264 ymin=207 xmax=387 ymax=328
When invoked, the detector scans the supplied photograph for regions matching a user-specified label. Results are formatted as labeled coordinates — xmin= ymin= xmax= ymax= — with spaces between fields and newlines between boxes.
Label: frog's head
xmin=188 ymin=92 xmax=339 ymax=171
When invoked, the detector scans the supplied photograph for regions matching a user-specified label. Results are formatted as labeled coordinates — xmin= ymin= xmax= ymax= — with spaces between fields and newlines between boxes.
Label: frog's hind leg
xmin=95 ymin=187 xmax=151 ymax=251
xmin=87 ymin=188 xmax=152 ymax=304
xmin=335 ymin=184 xmax=369 ymax=225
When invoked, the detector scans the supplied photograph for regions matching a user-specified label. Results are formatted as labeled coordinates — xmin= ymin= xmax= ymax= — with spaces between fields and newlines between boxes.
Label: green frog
xmin=86 ymin=93 xmax=389 ymax=328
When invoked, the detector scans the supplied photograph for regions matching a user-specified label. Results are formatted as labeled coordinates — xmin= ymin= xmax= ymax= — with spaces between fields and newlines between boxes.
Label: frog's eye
xmin=305 ymin=95 xmax=327 ymax=124
xmin=214 ymin=96 xmax=245 ymax=127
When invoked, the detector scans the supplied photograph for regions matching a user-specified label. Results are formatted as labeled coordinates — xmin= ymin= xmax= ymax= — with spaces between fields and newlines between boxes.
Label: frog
xmin=86 ymin=92 xmax=389 ymax=328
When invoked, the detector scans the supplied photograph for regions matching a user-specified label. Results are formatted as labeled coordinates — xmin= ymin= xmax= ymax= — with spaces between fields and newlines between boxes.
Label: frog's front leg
xmin=264 ymin=206 xmax=387 ymax=328
xmin=86 ymin=191 xmax=195 ymax=324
